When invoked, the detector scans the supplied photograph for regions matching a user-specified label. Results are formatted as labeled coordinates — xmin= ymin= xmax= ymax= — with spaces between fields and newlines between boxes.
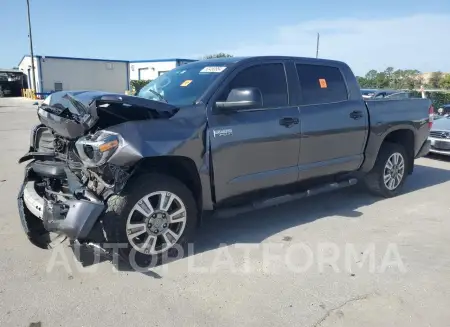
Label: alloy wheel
xmin=383 ymin=152 xmax=405 ymax=191
xmin=126 ymin=191 xmax=187 ymax=255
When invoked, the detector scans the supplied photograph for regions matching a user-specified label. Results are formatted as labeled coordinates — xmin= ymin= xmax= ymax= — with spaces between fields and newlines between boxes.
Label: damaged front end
xmin=17 ymin=160 xmax=105 ymax=248
xmin=17 ymin=91 xmax=178 ymax=249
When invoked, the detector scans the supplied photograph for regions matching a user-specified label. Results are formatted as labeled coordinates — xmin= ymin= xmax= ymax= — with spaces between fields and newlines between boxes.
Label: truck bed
xmin=361 ymin=97 xmax=432 ymax=172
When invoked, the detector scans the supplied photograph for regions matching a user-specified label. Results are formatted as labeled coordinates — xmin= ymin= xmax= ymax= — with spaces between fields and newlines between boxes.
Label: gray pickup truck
xmin=17 ymin=56 xmax=432 ymax=264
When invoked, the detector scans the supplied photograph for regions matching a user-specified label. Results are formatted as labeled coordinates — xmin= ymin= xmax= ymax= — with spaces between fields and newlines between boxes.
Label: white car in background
xmin=428 ymin=114 xmax=450 ymax=156
xmin=361 ymin=88 xmax=377 ymax=99
xmin=361 ymin=89 xmax=404 ymax=99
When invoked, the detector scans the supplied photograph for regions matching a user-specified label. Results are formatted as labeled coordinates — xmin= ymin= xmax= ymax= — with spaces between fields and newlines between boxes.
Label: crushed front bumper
xmin=17 ymin=161 xmax=105 ymax=249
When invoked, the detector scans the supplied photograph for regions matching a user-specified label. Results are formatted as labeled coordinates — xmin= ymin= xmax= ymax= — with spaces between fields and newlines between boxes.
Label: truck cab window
xmin=296 ymin=64 xmax=348 ymax=105
xmin=219 ymin=63 xmax=288 ymax=108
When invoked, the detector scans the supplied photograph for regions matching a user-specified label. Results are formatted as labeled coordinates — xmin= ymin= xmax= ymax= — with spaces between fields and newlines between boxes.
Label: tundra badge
xmin=213 ymin=128 xmax=233 ymax=137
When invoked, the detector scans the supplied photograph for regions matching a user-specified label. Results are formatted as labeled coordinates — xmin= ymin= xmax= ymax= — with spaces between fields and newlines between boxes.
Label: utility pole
xmin=26 ymin=0 xmax=37 ymax=93
xmin=316 ymin=33 xmax=320 ymax=58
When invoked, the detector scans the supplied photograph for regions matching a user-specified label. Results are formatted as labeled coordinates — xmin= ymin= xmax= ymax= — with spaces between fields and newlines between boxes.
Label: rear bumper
xmin=17 ymin=161 xmax=105 ymax=248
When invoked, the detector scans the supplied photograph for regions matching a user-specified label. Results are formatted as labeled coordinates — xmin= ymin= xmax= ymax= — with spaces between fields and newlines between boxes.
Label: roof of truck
xmin=196 ymin=56 xmax=347 ymax=66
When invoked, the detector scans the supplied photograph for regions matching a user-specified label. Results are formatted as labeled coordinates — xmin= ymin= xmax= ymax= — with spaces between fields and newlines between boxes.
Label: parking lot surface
xmin=0 ymin=97 xmax=449 ymax=327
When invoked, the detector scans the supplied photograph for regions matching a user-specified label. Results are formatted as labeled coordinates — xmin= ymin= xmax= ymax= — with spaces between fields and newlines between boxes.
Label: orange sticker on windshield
xmin=319 ymin=79 xmax=327 ymax=88
xmin=180 ymin=80 xmax=192 ymax=87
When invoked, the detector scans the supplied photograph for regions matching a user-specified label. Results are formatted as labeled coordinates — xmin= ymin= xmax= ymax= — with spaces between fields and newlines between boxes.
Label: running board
xmin=213 ymin=178 xmax=358 ymax=219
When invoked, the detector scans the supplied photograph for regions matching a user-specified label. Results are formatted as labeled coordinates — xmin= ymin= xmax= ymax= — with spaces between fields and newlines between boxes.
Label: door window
xmin=295 ymin=64 xmax=348 ymax=105
xmin=219 ymin=63 xmax=288 ymax=108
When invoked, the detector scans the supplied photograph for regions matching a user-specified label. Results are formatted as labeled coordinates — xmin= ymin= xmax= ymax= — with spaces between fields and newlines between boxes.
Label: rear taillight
xmin=429 ymin=105 xmax=434 ymax=129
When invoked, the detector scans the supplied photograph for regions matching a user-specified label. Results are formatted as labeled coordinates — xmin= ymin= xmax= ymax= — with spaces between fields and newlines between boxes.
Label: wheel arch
xmin=383 ymin=129 xmax=415 ymax=174
xmin=129 ymin=156 xmax=203 ymax=216
xmin=361 ymin=126 xmax=416 ymax=174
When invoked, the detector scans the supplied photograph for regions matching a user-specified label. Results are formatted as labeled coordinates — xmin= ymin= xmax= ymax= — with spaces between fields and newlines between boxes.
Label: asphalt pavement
xmin=0 ymin=97 xmax=449 ymax=327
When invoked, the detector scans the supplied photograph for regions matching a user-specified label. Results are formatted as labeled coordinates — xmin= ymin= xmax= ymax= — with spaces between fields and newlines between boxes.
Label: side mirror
xmin=215 ymin=87 xmax=262 ymax=111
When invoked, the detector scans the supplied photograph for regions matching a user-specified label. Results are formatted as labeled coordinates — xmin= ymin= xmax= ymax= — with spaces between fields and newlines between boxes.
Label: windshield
xmin=137 ymin=62 xmax=229 ymax=106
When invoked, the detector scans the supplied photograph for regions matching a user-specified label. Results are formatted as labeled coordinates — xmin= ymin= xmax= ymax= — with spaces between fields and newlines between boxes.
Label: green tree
xmin=391 ymin=69 xmax=421 ymax=90
xmin=358 ymin=70 xmax=379 ymax=88
xmin=357 ymin=76 xmax=371 ymax=87
xmin=365 ymin=70 xmax=378 ymax=81
xmin=390 ymin=69 xmax=403 ymax=89
xmin=439 ymin=74 xmax=450 ymax=90
xmin=406 ymin=70 xmax=422 ymax=89
xmin=130 ymin=80 xmax=151 ymax=94
xmin=204 ymin=53 xmax=233 ymax=59
xmin=359 ymin=67 xmax=423 ymax=90
xmin=413 ymin=75 xmax=424 ymax=89
xmin=384 ymin=67 xmax=394 ymax=83
xmin=374 ymin=72 xmax=390 ymax=88
xmin=428 ymin=71 xmax=443 ymax=88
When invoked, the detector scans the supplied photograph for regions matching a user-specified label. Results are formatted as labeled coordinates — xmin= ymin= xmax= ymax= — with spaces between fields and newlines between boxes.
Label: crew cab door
xmin=207 ymin=61 xmax=301 ymax=203
xmin=293 ymin=62 xmax=369 ymax=180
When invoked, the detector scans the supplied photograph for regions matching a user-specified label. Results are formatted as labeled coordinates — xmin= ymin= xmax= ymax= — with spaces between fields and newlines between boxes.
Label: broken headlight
xmin=75 ymin=131 xmax=121 ymax=167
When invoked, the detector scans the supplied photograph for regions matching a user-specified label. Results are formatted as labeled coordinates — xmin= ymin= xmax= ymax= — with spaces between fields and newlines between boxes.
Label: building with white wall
xmin=129 ymin=59 xmax=197 ymax=81
xmin=18 ymin=55 xmax=197 ymax=96
xmin=18 ymin=55 xmax=130 ymax=95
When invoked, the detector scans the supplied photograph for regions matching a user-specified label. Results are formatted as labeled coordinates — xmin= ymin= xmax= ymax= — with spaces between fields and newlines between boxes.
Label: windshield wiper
xmin=147 ymin=89 xmax=167 ymax=103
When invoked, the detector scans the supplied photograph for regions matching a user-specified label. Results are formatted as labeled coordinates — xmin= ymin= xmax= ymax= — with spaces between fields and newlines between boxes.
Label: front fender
xmin=106 ymin=116 xmax=207 ymax=166
xmin=100 ymin=106 xmax=213 ymax=210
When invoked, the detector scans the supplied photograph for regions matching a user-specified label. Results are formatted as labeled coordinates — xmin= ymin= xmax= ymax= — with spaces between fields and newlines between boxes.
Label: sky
xmin=1 ymin=0 xmax=449 ymax=76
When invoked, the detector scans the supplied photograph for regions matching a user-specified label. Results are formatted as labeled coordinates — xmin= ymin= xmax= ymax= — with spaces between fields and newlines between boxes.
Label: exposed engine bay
xmin=30 ymin=127 xmax=131 ymax=201
xmin=26 ymin=91 xmax=179 ymax=197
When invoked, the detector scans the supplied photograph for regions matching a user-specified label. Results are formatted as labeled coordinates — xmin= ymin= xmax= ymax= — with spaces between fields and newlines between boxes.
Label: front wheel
xmin=103 ymin=173 xmax=198 ymax=266
xmin=364 ymin=142 xmax=409 ymax=198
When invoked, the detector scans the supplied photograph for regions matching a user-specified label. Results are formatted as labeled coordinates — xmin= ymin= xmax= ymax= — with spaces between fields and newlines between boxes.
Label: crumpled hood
xmin=37 ymin=90 xmax=179 ymax=139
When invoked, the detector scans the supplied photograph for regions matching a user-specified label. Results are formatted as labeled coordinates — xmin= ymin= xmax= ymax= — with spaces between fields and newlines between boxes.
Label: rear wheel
xmin=103 ymin=173 xmax=198 ymax=267
xmin=364 ymin=142 xmax=409 ymax=198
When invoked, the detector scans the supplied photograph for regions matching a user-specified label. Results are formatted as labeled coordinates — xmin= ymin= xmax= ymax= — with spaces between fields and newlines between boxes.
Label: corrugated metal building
xmin=18 ymin=55 xmax=130 ymax=94
xmin=18 ymin=55 xmax=197 ymax=95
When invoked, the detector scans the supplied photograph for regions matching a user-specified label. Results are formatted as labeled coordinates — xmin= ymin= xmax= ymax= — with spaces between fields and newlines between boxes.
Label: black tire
xmin=364 ymin=142 xmax=409 ymax=198
xmin=102 ymin=173 xmax=198 ymax=268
